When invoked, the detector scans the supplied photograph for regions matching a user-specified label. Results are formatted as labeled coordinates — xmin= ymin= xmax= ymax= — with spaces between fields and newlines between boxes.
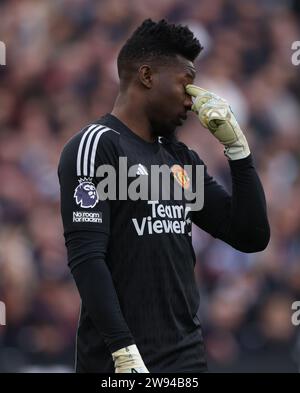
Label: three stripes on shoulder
xmin=76 ymin=124 xmax=119 ymax=177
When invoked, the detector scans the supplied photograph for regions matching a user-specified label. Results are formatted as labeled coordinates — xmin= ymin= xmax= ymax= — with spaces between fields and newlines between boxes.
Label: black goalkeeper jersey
xmin=58 ymin=113 xmax=270 ymax=373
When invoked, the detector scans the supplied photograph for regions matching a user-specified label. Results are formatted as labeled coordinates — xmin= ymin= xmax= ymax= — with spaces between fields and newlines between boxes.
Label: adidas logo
xmin=136 ymin=164 xmax=148 ymax=176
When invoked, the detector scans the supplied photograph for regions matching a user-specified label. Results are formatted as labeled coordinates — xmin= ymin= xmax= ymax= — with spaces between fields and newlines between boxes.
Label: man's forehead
xmin=173 ymin=55 xmax=196 ymax=77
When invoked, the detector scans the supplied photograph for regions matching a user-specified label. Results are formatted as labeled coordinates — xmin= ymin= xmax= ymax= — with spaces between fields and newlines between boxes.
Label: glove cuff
xmin=224 ymin=133 xmax=251 ymax=160
xmin=112 ymin=344 xmax=148 ymax=373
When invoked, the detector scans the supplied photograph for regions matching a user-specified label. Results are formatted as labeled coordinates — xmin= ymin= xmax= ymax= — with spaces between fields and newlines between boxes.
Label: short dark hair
xmin=117 ymin=19 xmax=203 ymax=78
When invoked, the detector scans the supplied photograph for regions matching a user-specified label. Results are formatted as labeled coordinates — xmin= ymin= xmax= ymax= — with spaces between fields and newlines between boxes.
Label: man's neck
xmin=111 ymin=94 xmax=156 ymax=143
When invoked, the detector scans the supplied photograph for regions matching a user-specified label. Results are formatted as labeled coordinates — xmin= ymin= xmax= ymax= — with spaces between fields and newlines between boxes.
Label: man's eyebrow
xmin=185 ymin=69 xmax=196 ymax=79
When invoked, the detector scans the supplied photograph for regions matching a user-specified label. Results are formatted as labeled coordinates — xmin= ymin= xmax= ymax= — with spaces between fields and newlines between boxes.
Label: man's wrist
xmin=109 ymin=338 xmax=135 ymax=354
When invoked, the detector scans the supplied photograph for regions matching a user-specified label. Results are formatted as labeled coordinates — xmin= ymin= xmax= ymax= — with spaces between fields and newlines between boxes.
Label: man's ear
xmin=138 ymin=65 xmax=153 ymax=88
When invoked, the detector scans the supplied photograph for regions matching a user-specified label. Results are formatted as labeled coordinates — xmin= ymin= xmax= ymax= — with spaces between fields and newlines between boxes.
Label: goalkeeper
xmin=58 ymin=19 xmax=270 ymax=373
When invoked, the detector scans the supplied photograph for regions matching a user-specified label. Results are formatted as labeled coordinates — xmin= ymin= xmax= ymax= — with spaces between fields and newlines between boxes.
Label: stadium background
xmin=0 ymin=0 xmax=300 ymax=373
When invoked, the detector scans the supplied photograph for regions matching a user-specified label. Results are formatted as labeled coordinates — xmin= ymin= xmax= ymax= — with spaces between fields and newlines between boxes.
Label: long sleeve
xmin=192 ymin=153 xmax=270 ymax=253
xmin=67 ymin=231 xmax=135 ymax=353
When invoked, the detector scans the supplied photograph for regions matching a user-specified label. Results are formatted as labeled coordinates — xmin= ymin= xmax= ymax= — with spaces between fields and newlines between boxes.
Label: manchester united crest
xmin=171 ymin=165 xmax=190 ymax=190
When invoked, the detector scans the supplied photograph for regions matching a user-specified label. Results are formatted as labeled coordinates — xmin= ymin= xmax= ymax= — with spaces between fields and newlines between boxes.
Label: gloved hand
xmin=185 ymin=84 xmax=250 ymax=160
xmin=112 ymin=344 xmax=149 ymax=373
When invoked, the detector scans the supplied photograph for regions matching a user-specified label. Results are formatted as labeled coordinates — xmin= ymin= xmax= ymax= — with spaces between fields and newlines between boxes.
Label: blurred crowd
xmin=0 ymin=0 xmax=300 ymax=372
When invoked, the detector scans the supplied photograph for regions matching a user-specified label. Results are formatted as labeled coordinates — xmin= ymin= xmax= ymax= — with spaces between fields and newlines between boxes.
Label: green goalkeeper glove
xmin=185 ymin=84 xmax=250 ymax=161
xmin=112 ymin=344 xmax=149 ymax=373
